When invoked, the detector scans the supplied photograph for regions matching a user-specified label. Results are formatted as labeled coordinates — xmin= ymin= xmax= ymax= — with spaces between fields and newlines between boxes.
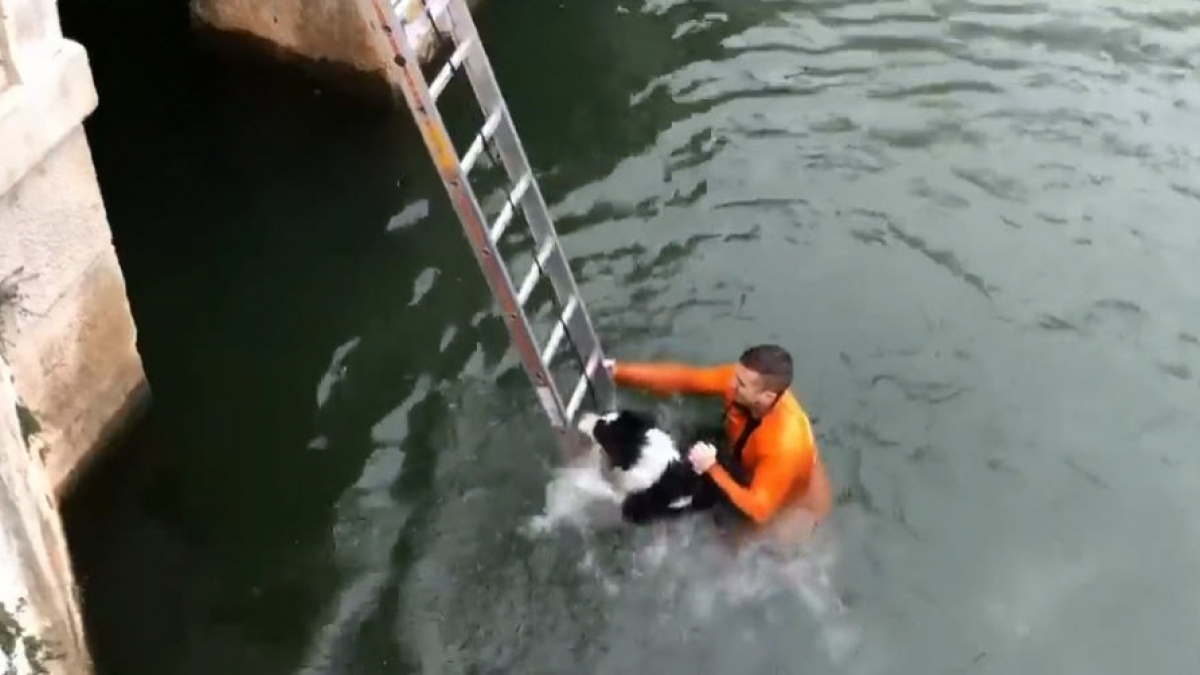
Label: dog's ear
xmin=592 ymin=417 xmax=614 ymax=446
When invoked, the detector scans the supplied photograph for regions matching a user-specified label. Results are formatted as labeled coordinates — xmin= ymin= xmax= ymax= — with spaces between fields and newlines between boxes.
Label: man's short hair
xmin=739 ymin=344 xmax=793 ymax=393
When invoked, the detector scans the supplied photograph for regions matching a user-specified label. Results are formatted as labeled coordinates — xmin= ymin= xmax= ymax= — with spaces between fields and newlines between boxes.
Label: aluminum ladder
xmin=360 ymin=0 xmax=615 ymax=440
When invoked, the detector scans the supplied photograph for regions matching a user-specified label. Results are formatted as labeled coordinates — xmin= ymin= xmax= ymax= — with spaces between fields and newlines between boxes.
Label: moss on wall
xmin=0 ymin=599 xmax=62 ymax=675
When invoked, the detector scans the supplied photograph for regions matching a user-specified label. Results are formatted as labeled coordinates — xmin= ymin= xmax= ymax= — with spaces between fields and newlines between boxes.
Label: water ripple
xmin=884 ymin=220 xmax=996 ymax=301
xmin=393 ymin=1 xmax=1200 ymax=672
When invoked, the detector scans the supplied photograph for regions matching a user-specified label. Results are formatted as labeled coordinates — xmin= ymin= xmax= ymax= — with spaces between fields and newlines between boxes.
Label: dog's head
xmin=577 ymin=409 xmax=658 ymax=472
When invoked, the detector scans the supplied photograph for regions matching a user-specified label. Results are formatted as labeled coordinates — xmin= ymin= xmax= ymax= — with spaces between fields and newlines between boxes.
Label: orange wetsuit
xmin=613 ymin=361 xmax=832 ymax=526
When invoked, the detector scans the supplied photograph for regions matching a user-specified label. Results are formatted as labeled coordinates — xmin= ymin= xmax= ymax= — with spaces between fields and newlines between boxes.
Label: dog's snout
xmin=577 ymin=411 xmax=601 ymax=437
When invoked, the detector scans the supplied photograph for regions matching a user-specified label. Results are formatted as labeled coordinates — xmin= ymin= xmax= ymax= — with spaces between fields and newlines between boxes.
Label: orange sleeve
xmin=612 ymin=362 xmax=734 ymax=398
xmin=707 ymin=422 xmax=812 ymax=524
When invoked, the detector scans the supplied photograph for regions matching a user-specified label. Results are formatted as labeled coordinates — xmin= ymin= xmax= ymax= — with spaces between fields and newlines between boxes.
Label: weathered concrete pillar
xmin=0 ymin=0 xmax=148 ymax=497
xmin=0 ymin=356 xmax=91 ymax=674
xmin=189 ymin=0 xmax=478 ymax=101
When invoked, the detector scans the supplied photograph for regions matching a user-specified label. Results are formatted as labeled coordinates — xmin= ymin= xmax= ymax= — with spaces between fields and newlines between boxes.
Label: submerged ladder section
xmin=361 ymin=0 xmax=614 ymax=441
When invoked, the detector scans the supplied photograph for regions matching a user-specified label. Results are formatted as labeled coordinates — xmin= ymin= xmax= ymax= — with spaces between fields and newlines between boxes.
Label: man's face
xmin=731 ymin=363 xmax=776 ymax=410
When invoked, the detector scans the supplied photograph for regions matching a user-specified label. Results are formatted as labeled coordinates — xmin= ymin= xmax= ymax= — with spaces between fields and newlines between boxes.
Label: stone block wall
xmin=0 ymin=0 xmax=148 ymax=498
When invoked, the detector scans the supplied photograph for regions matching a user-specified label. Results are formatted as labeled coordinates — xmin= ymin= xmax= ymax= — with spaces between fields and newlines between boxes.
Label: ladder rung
xmin=489 ymin=173 xmax=533 ymax=243
xmin=429 ymin=36 xmax=474 ymax=102
xmin=565 ymin=350 xmax=602 ymax=422
xmin=540 ymin=295 xmax=579 ymax=366
xmin=516 ymin=240 xmax=554 ymax=307
xmin=460 ymin=107 xmax=504 ymax=176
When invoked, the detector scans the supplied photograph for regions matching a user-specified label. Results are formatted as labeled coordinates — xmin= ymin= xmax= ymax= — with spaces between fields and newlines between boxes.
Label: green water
xmin=59 ymin=0 xmax=1200 ymax=673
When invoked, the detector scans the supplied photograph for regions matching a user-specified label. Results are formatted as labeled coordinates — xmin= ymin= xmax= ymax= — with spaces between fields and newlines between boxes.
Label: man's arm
xmin=612 ymin=361 xmax=734 ymax=398
xmin=704 ymin=428 xmax=813 ymax=524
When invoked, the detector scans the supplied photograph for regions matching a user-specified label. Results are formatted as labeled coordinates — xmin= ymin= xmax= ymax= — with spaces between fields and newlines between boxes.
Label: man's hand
xmin=688 ymin=442 xmax=718 ymax=474
xmin=601 ymin=358 xmax=616 ymax=376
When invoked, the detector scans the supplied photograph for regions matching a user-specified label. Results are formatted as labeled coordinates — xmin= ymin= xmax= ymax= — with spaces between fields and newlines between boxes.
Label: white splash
xmin=525 ymin=441 xmax=867 ymax=670
xmin=524 ymin=441 xmax=623 ymax=536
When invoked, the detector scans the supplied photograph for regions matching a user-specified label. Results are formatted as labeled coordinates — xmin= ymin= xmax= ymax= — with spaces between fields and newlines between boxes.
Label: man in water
xmin=603 ymin=344 xmax=832 ymax=535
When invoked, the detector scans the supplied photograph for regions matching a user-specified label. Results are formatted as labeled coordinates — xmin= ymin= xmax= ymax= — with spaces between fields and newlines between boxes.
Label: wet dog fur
xmin=576 ymin=408 xmax=745 ymax=525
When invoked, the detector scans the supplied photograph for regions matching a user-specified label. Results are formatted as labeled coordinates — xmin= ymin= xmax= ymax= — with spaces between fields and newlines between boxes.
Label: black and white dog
xmin=576 ymin=408 xmax=737 ymax=525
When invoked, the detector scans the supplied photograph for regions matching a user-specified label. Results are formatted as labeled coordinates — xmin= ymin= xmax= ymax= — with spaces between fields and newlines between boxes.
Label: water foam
xmin=524 ymin=442 xmax=624 ymax=536
xmin=524 ymin=445 xmax=868 ymax=670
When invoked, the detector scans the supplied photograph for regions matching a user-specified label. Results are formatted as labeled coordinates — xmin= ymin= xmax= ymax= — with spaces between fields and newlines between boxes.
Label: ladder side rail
xmin=443 ymin=0 xmax=615 ymax=412
xmin=361 ymin=0 xmax=575 ymax=431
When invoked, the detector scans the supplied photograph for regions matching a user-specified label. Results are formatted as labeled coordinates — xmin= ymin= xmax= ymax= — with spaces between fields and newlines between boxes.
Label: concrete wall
xmin=3 ymin=0 xmax=482 ymax=498
xmin=0 ymin=355 xmax=91 ymax=674
xmin=189 ymin=0 xmax=478 ymax=101
xmin=1 ymin=0 xmax=486 ymax=671
xmin=1 ymin=0 xmax=147 ymax=671
xmin=0 ymin=0 xmax=148 ymax=498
